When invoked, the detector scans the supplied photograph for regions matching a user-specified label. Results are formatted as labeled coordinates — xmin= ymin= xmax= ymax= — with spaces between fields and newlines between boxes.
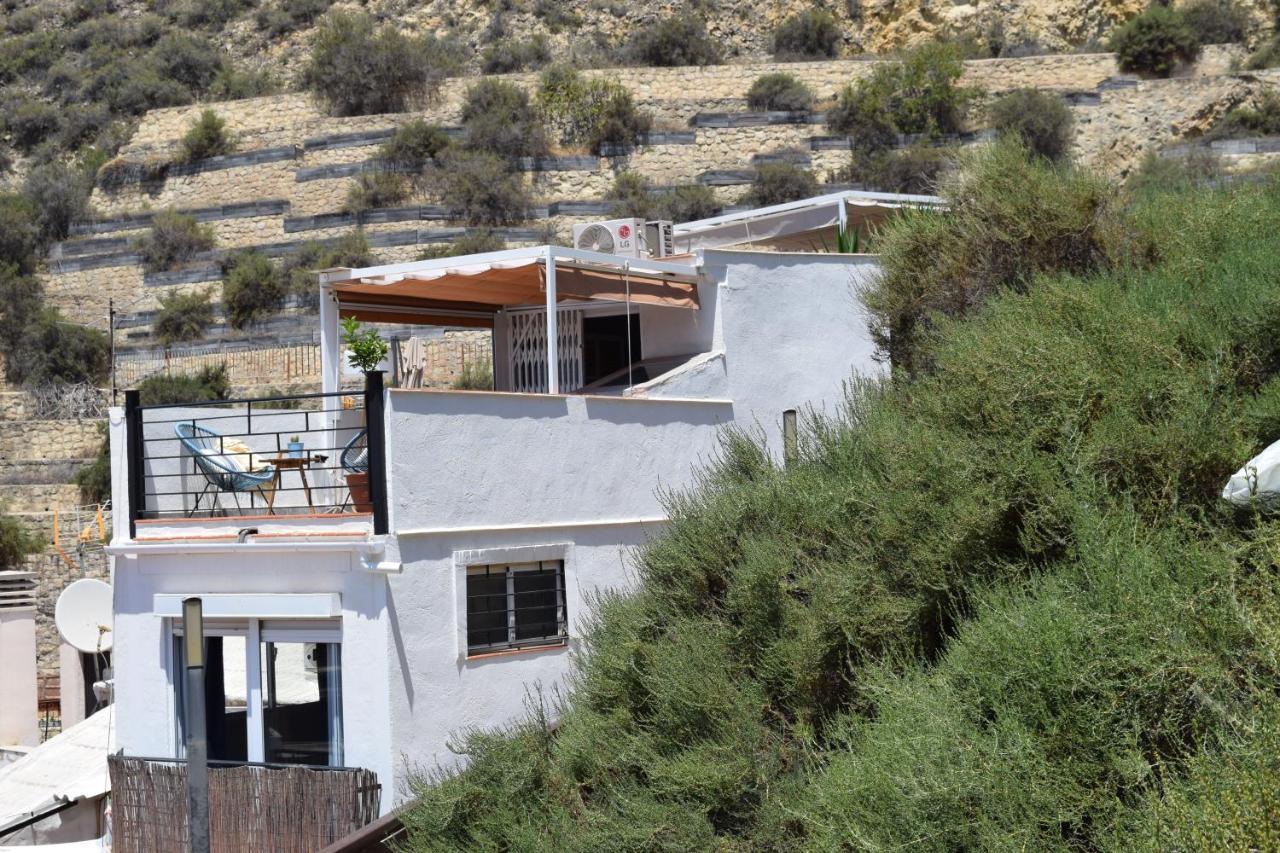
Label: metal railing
xmin=125 ymin=373 xmax=388 ymax=534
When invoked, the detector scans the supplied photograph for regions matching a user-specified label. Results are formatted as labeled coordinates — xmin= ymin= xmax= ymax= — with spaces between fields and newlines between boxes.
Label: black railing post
xmin=124 ymin=390 xmax=144 ymax=537
xmin=364 ymin=371 xmax=389 ymax=534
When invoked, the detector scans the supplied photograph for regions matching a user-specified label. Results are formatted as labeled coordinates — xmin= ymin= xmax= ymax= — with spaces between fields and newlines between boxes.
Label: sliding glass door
xmin=174 ymin=619 xmax=342 ymax=766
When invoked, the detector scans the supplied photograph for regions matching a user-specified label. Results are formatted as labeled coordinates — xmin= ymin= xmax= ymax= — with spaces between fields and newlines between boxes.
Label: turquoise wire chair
xmin=174 ymin=422 xmax=275 ymax=516
xmin=341 ymin=428 xmax=368 ymax=475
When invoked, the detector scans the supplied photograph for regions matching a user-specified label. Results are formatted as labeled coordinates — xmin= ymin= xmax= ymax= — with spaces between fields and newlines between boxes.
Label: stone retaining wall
xmin=0 ymin=421 xmax=102 ymax=464
xmin=119 ymin=47 xmax=1242 ymax=160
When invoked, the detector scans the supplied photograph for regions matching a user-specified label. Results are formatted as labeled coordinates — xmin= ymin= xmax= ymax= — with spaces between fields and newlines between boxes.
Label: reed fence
xmin=108 ymin=755 xmax=380 ymax=852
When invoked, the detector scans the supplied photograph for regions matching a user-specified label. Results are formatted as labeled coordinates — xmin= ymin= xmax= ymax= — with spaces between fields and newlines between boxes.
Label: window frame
xmin=171 ymin=617 xmax=343 ymax=766
xmin=465 ymin=560 xmax=568 ymax=655
xmin=454 ymin=543 xmax=573 ymax=661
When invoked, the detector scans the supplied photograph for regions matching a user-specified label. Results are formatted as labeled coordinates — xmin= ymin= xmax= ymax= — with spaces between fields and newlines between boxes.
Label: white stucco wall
xmin=110 ymin=548 xmax=393 ymax=794
xmin=386 ymin=390 xmax=734 ymax=532
xmin=695 ymin=249 xmax=884 ymax=454
xmin=0 ymin=609 xmax=38 ymax=748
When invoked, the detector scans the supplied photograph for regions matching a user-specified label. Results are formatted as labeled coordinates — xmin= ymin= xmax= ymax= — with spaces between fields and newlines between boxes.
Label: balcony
xmin=123 ymin=374 xmax=388 ymax=536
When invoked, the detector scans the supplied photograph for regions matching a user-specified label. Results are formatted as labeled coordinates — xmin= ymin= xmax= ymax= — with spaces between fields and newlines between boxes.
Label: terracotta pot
xmin=346 ymin=472 xmax=373 ymax=513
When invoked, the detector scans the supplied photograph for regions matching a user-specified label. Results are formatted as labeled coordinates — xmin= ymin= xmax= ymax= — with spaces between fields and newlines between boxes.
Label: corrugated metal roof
xmin=0 ymin=708 xmax=114 ymax=832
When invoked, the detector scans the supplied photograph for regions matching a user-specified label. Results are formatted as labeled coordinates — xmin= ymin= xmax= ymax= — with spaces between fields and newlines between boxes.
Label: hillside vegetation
xmin=399 ymin=146 xmax=1280 ymax=849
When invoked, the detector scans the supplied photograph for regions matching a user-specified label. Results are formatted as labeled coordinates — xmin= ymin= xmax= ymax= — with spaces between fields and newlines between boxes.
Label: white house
xmin=103 ymin=191 xmax=941 ymax=812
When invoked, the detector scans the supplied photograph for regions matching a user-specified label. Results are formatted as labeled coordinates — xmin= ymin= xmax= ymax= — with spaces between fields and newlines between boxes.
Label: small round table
xmin=264 ymin=456 xmax=314 ymax=513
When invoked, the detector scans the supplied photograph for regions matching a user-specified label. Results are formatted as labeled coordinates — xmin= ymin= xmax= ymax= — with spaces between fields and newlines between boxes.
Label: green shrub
xmin=461 ymin=79 xmax=549 ymax=162
xmin=1244 ymin=35 xmax=1280 ymax=69
xmin=0 ymin=512 xmax=38 ymax=568
xmin=988 ymin=88 xmax=1074 ymax=161
xmin=379 ymin=120 xmax=452 ymax=175
xmin=661 ymin=183 xmax=721 ymax=221
xmin=772 ymin=9 xmax=841 ymax=59
xmin=155 ymin=0 xmax=250 ymax=29
xmin=1126 ymin=148 xmax=1223 ymax=196
xmin=221 ymin=250 xmax=283 ymax=329
xmin=827 ymin=42 xmax=976 ymax=151
xmin=254 ymin=0 xmax=331 ymax=36
xmin=746 ymin=73 xmax=814 ymax=112
xmin=281 ymin=230 xmax=372 ymax=306
xmin=148 ymin=32 xmax=225 ymax=91
xmin=870 ymin=139 xmax=1119 ymax=372
xmin=537 ymin=65 xmax=651 ymax=155
xmin=56 ymin=102 xmax=113 ymax=151
xmin=1181 ymin=0 xmax=1250 ymax=45
xmin=626 ymin=13 xmax=720 ymax=67
xmin=842 ymin=145 xmax=949 ymax=194
xmin=416 ymin=229 xmax=506 ymax=260
xmin=133 ymin=210 xmax=216 ymax=273
xmin=608 ymin=173 xmax=721 ymax=222
xmin=1114 ymin=703 xmax=1280 ymax=850
xmin=177 ymin=109 xmax=233 ymax=164
xmin=344 ymin=169 xmax=410 ymax=214
xmin=746 ymin=162 xmax=819 ymax=207
xmin=533 ymin=0 xmax=581 ymax=33
xmin=23 ymin=160 xmax=94 ymax=246
xmin=73 ymin=424 xmax=110 ymax=505
xmin=208 ymin=67 xmax=275 ymax=100
xmin=451 ymin=356 xmax=494 ymax=390
xmin=0 ymin=193 xmax=40 ymax=271
xmin=302 ymin=12 xmax=462 ymax=117
xmin=608 ymin=171 xmax=661 ymax=220
xmin=400 ymin=172 xmax=1280 ymax=852
xmin=482 ymin=35 xmax=551 ymax=73
xmin=1108 ymin=5 xmax=1200 ymax=77
xmin=153 ymin=288 xmax=214 ymax=345
xmin=137 ymin=363 xmax=229 ymax=405
xmin=1206 ymin=90 xmax=1280 ymax=139
xmin=4 ymin=95 xmax=61 ymax=153
xmin=0 ymin=264 xmax=108 ymax=386
xmin=432 ymin=150 xmax=530 ymax=226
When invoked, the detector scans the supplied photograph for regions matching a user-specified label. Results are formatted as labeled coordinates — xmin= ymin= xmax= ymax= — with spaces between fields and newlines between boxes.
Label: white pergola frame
xmin=318 ymin=246 xmax=702 ymax=396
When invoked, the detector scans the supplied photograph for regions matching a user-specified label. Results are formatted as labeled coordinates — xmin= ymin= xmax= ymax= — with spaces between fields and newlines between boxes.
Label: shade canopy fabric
xmin=325 ymin=252 xmax=701 ymax=327
xmin=672 ymin=190 xmax=944 ymax=253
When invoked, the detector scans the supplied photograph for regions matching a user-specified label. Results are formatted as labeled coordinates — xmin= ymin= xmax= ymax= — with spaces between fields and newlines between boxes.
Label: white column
xmin=245 ymin=619 xmax=265 ymax=762
xmin=319 ymin=282 xmax=341 ymax=397
xmin=837 ymin=196 xmax=848 ymax=236
xmin=544 ymin=250 xmax=559 ymax=394
xmin=0 ymin=606 xmax=38 ymax=747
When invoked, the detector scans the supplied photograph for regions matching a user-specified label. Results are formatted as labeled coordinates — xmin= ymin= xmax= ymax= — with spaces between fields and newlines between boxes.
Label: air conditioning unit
xmin=645 ymin=220 xmax=674 ymax=258
xmin=573 ymin=219 xmax=674 ymax=259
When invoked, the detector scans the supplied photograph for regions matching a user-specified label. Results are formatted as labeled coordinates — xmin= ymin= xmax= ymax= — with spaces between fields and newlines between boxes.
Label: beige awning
xmin=326 ymin=254 xmax=700 ymax=327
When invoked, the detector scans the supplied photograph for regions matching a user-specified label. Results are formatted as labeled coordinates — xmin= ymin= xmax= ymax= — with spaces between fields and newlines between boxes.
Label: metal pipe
xmin=783 ymin=409 xmax=798 ymax=468
xmin=182 ymin=597 xmax=210 ymax=853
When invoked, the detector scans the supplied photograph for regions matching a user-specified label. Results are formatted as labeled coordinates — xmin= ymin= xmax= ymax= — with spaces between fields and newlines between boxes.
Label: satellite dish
xmin=55 ymin=578 xmax=113 ymax=653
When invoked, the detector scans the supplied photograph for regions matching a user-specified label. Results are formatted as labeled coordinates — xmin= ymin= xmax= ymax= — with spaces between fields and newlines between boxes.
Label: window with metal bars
xmin=466 ymin=561 xmax=567 ymax=654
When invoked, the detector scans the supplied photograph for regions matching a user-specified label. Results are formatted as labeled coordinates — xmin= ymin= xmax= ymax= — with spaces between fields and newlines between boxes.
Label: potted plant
xmin=341 ymin=317 xmax=389 ymax=374
xmin=287 ymin=435 xmax=304 ymax=458
xmin=340 ymin=318 xmax=388 ymax=513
